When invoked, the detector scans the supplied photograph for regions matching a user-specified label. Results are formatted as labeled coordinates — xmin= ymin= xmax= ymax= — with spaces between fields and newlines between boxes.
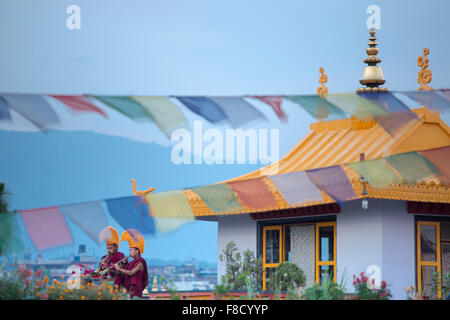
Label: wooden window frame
xmin=262 ymin=225 xmax=282 ymax=291
xmin=315 ymin=221 xmax=337 ymax=283
xmin=416 ymin=220 xmax=442 ymax=298
xmin=261 ymin=220 xmax=337 ymax=290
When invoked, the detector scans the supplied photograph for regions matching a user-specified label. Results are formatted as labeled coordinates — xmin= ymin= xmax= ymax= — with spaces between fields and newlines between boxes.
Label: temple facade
xmin=189 ymin=30 xmax=450 ymax=299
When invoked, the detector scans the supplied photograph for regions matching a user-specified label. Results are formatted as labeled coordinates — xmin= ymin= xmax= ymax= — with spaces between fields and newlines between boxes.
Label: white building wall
xmin=217 ymin=214 xmax=257 ymax=283
xmin=337 ymin=199 xmax=415 ymax=300
xmin=381 ymin=200 xmax=415 ymax=300
xmin=336 ymin=199 xmax=383 ymax=292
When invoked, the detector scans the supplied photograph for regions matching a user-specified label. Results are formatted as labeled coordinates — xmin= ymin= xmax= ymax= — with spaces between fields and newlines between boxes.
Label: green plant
xmin=430 ymin=272 xmax=450 ymax=300
xmin=302 ymin=272 xmax=346 ymax=300
xmin=0 ymin=183 xmax=9 ymax=213
xmin=214 ymin=275 xmax=232 ymax=299
xmin=160 ymin=276 xmax=181 ymax=300
xmin=219 ymin=242 xmax=263 ymax=291
xmin=267 ymin=262 xmax=305 ymax=292
xmin=352 ymin=272 xmax=391 ymax=300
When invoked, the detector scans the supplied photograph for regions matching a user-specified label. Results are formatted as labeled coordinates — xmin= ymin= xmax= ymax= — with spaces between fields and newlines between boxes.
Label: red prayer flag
xmin=19 ymin=207 xmax=73 ymax=250
xmin=227 ymin=178 xmax=277 ymax=210
xmin=51 ymin=95 xmax=108 ymax=118
xmin=420 ymin=146 xmax=450 ymax=185
xmin=253 ymin=96 xmax=287 ymax=121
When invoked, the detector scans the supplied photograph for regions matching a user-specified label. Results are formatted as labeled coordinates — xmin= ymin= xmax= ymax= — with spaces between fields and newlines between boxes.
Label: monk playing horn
xmin=114 ymin=229 xmax=149 ymax=299
xmin=96 ymin=226 xmax=127 ymax=286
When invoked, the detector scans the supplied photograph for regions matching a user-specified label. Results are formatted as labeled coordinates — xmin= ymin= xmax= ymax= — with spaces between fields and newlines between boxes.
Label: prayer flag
xmin=346 ymin=158 xmax=403 ymax=188
xmin=146 ymin=190 xmax=194 ymax=234
xmin=105 ymin=196 xmax=155 ymax=235
xmin=325 ymin=93 xmax=389 ymax=120
xmin=51 ymin=95 xmax=108 ymax=118
xmin=384 ymin=152 xmax=441 ymax=185
xmin=60 ymin=201 xmax=110 ymax=244
xmin=306 ymin=166 xmax=356 ymax=203
xmin=1 ymin=94 xmax=60 ymax=129
xmin=227 ymin=178 xmax=277 ymax=210
xmin=131 ymin=96 xmax=188 ymax=138
xmin=177 ymin=97 xmax=227 ymax=123
xmin=285 ymin=95 xmax=346 ymax=121
xmin=0 ymin=96 xmax=12 ymax=121
xmin=357 ymin=92 xmax=417 ymax=134
xmin=210 ymin=97 xmax=267 ymax=127
xmin=420 ymin=146 xmax=450 ymax=185
xmin=19 ymin=207 xmax=73 ymax=251
xmin=252 ymin=96 xmax=287 ymax=121
xmin=95 ymin=96 xmax=153 ymax=121
xmin=269 ymin=171 xmax=324 ymax=205
xmin=192 ymin=183 xmax=242 ymax=213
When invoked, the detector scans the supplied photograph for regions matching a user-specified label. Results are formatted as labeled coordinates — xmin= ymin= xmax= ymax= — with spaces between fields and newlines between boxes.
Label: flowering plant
xmin=0 ymin=264 xmax=130 ymax=300
xmin=405 ymin=285 xmax=427 ymax=300
xmin=352 ymin=272 xmax=391 ymax=300
xmin=0 ymin=264 xmax=48 ymax=300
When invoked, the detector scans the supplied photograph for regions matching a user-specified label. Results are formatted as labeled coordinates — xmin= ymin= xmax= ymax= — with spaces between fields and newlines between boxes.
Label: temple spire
xmin=357 ymin=29 xmax=388 ymax=93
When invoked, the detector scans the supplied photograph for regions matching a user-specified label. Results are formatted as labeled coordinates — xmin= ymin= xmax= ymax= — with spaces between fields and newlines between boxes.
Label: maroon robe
xmin=98 ymin=251 xmax=126 ymax=285
xmin=121 ymin=256 xmax=149 ymax=298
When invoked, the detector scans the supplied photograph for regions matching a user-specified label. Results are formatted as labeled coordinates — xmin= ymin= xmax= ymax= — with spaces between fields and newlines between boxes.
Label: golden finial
xmin=417 ymin=48 xmax=433 ymax=91
xmin=131 ymin=178 xmax=156 ymax=197
xmin=317 ymin=67 xmax=328 ymax=96
xmin=357 ymin=28 xmax=388 ymax=93
xmin=316 ymin=67 xmax=330 ymax=121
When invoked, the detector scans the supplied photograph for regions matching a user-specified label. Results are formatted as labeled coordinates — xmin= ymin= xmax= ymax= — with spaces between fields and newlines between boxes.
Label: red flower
xmin=36 ymin=269 xmax=43 ymax=277
xmin=381 ymin=281 xmax=387 ymax=288
xmin=36 ymin=279 xmax=45 ymax=288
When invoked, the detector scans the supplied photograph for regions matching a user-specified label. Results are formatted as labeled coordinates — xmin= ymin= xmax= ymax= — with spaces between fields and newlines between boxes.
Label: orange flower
xmin=44 ymin=276 xmax=49 ymax=283
xmin=81 ymin=296 xmax=86 ymax=300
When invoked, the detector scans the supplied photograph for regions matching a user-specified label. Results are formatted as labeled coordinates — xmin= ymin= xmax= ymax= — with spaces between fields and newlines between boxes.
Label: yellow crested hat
xmin=121 ymin=229 xmax=145 ymax=254
xmin=99 ymin=226 xmax=120 ymax=247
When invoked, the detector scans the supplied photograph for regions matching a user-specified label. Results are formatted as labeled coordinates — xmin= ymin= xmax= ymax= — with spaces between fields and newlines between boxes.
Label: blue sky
xmin=0 ymin=0 xmax=449 ymax=264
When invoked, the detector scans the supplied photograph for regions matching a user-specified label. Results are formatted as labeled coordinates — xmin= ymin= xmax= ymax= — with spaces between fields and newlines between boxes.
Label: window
xmin=262 ymin=225 xmax=282 ymax=290
xmin=316 ymin=222 xmax=337 ymax=283
xmin=416 ymin=220 xmax=450 ymax=298
xmin=261 ymin=221 xmax=336 ymax=290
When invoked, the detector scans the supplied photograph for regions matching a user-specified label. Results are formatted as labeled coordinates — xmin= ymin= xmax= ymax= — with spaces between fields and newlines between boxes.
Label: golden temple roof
xmin=188 ymin=107 xmax=450 ymax=217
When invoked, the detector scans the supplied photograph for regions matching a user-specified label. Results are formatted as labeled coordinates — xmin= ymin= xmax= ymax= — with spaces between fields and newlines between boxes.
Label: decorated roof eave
xmin=188 ymin=177 xmax=450 ymax=219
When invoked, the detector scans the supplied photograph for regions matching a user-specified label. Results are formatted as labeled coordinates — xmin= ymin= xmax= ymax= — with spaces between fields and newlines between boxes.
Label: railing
xmin=148 ymin=290 xmax=288 ymax=300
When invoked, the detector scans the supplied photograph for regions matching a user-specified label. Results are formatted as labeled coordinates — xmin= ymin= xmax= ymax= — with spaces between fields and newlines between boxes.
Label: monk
xmin=114 ymin=230 xmax=149 ymax=299
xmin=97 ymin=226 xmax=126 ymax=285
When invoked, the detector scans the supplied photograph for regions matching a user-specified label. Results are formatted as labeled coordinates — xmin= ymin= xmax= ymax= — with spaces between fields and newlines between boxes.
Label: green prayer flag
xmin=285 ymin=95 xmax=346 ymax=120
xmin=95 ymin=96 xmax=153 ymax=121
xmin=325 ymin=93 xmax=389 ymax=120
xmin=193 ymin=183 xmax=242 ymax=213
xmin=346 ymin=159 xmax=403 ymax=188
xmin=384 ymin=152 xmax=441 ymax=184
